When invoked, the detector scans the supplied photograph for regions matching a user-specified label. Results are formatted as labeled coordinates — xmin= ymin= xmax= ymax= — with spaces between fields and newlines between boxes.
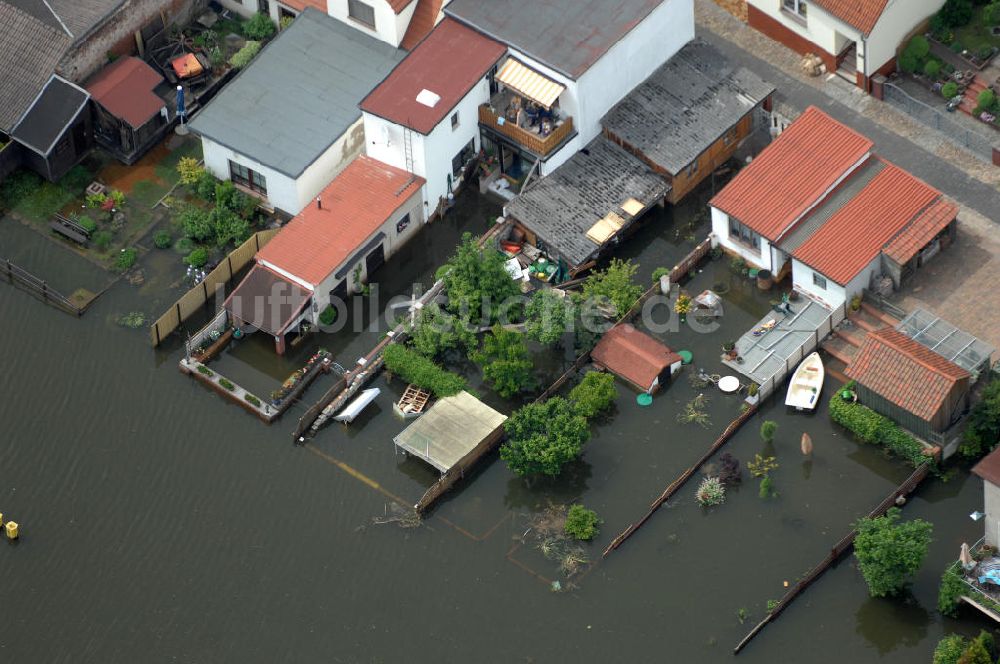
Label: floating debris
xmin=800 ymin=432 xmax=813 ymax=456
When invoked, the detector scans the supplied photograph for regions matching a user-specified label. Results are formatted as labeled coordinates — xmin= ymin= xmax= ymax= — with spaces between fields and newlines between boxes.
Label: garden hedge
xmin=382 ymin=344 xmax=467 ymax=398
xmin=828 ymin=384 xmax=932 ymax=468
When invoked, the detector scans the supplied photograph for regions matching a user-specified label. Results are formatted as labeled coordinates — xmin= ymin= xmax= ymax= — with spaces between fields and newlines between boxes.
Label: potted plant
xmin=674 ymin=293 xmax=693 ymax=323
xmin=722 ymin=341 xmax=738 ymax=360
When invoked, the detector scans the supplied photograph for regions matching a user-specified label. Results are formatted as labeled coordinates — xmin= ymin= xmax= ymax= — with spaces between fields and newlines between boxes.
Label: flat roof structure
xmin=602 ymin=40 xmax=774 ymax=175
xmin=445 ymin=0 xmax=664 ymax=80
xmin=393 ymin=391 xmax=507 ymax=474
xmin=506 ymin=135 xmax=670 ymax=267
xmin=188 ymin=8 xmax=403 ymax=178
xmin=896 ymin=309 xmax=994 ymax=378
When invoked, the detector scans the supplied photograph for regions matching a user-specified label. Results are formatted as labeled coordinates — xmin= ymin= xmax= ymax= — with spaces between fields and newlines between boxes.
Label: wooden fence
xmin=670 ymin=237 xmax=712 ymax=284
xmin=3 ymin=259 xmax=85 ymax=316
xmin=149 ymin=229 xmax=279 ymax=346
xmin=732 ymin=462 xmax=932 ymax=654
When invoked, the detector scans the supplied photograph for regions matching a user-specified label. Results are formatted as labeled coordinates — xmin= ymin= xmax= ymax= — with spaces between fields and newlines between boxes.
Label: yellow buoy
xmin=5 ymin=521 xmax=18 ymax=540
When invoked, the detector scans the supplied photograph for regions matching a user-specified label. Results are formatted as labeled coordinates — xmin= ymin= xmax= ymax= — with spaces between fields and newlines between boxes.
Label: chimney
xmin=316 ymin=196 xmax=322 ymax=210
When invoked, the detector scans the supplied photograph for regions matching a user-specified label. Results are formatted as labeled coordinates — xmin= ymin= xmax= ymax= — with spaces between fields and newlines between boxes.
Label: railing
xmin=3 ymin=258 xmax=86 ymax=316
xmin=478 ymin=105 xmax=574 ymax=156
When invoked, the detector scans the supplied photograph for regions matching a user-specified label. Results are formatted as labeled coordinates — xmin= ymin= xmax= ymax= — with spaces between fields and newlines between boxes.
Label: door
xmin=365 ymin=244 xmax=385 ymax=275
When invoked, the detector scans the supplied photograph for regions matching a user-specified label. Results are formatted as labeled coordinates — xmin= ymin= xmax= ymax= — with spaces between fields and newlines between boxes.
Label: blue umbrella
xmin=176 ymin=85 xmax=186 ymax=123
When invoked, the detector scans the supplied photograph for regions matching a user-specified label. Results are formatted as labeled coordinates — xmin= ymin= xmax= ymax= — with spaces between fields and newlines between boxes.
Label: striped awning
xmin=496 ymin=58 xmax=565 ymax=109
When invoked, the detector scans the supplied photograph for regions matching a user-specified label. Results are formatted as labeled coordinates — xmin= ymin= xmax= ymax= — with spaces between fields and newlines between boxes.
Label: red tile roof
xmin=811 ymin=0 xmax=889 ymax=35
xmin=591 ymin=324 xmax=682 ymax=390
xmin=388 ymin=0 xmax=417 ymax=13
xmin=360 ymin=18 xmax=506 ymax=134
xmin=793 ymin=160 xmax=941 ymax=284
xmin=85 ymin=56 xmax=164 ymax=129
xmin=883 ymin=197 xmax=958 ymax=265
xmin=400 ymin=0 xmax=444 ymax=50
xmin=279 ymin=0 xmax=327 ymax=12
xmin=845 ymin=327 xmax=970 ymax=422
xmin=256 ymin=156 xmax=424 ymax=285
xmin=710 ymin=106 xmax=873 ymax=241
xmin=973 ymin=447 xmax=1000 ymax=487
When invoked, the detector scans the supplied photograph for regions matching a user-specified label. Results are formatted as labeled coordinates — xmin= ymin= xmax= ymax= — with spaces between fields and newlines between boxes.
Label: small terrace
xmin=479 ymin=82 xmax=575 ymax=158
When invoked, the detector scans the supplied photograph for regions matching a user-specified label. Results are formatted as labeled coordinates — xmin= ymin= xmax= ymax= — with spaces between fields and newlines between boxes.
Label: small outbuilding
xmin=393 ymin=390 xmax=507 ymax=475
xmin=591 ymin=324 xmax=683 ymax=394
xmin=86 ymin=56 xmax=169 ymax=164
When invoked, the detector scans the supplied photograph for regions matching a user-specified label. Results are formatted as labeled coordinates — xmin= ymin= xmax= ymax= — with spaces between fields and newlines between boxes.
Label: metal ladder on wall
xmin=403 ymin=127 xmax=414 ymax=174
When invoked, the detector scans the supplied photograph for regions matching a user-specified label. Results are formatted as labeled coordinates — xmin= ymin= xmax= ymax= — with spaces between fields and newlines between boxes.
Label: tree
xmin=472 ymin=325 xmax=533 ymax=398
xmin=933 ymin=635 xmax=967 ymax=664
xmin=501 ymin=397 xmax=590 ymax=477
xmin=243 ymin=12 xmax=276 ymax=40
xmin=569 ymin=372 xmax=617 ymax=419
xmin=210 ymin=205 xmax=249 ymax=248
xmin=179 ymin=205 xmax=213 ymax=242
xmin=938 ymin=0 xmax=973 ymax=28
xmin=960 ymin=378 xmax=1000 ymax=459
xmin=760 ymin=420 xmax=778 ymax=443
xmin=525 ymin=288 xmax=576 ymax=345
xmin=408 ymin=303 xmax=474 ymax=359
xmin=957 ymin=635 xmax=992 ymax=664
xmin=581 ymin=258 xmax=642 ymax=319
xmin=564 ymin=505 xmax=601 ymax=540
xmin=853 ymin=507 xmax=932 ymax=597
xmin=439 ymin=233 xmax=521 ymax=324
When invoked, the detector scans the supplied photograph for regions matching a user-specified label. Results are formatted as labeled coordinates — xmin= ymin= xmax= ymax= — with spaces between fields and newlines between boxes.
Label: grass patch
xmin=132 ymin=180 xmax=168 ymax=208
xmin=155 ymin=139 xmax=203 ymax=182
xmin=954 ymin=7 xmax=1000 ymax=54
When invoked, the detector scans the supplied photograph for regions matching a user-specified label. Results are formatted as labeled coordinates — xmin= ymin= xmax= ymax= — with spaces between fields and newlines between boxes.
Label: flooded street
xmin=0 ymin=185 xmax=991 ymax=662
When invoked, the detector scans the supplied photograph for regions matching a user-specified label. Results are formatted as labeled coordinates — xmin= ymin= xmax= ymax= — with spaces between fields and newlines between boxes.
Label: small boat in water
xmin=785 ymin=352 xmax=824 ymax=411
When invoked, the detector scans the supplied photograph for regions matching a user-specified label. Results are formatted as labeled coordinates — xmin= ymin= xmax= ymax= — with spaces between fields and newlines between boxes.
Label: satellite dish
xmin=381 ymin=125 xmax=391 ymax=147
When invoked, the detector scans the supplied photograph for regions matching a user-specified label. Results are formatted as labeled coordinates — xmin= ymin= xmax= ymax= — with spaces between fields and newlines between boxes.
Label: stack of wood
xmin=801 ymin=53 xmax=825 ymax=77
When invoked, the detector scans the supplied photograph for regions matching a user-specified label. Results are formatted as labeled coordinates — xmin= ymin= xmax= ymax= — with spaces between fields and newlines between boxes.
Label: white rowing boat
xmin=785 ymin=352 xmax=823 ymax=411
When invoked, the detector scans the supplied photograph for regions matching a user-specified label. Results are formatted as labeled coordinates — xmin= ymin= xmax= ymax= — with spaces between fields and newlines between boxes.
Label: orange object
xmin=172 ymin=53 xmax=203 ymax=79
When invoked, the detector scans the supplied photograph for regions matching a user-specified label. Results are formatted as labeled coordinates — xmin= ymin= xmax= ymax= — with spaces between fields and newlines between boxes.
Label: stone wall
xmin=711 ymin=0 xmax=747 ymax=22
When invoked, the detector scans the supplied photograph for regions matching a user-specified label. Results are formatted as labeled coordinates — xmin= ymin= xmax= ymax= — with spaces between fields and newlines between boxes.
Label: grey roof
xmin=506 ymin=135 xmax=671 ymax=267
xmin=11 ymin=75 xmax=90 ymax=155
xmin=896 ymin=308 xmax=995 ymax=378
xmin=0 ymin=2 xmax=71 ymax=131
xmin=7 ymin=0 xmax=124 ymax=39
xmin=602 ymin=40 xmax=775 ymax=175
xmin=189 ymin=8 xmax=404 ymax=179
xmin=445 ymin=0 xmax=664 ymax=80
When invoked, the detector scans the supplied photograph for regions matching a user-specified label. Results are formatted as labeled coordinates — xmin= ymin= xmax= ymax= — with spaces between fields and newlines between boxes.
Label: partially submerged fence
xmin=3 ymin=259 xmax=86 ymax=316
xmin=149 ymin=229 xmax=279 ymax=346
xmin=732 ymin=462 xmax=931 ymax=654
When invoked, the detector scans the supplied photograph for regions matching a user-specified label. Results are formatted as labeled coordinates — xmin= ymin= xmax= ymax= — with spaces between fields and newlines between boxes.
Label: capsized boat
xmin=785 ymin=352 xmax=823 ymax=410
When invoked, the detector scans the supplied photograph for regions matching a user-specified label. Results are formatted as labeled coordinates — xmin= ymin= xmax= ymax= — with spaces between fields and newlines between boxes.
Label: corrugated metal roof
xmin=85 ymin=56 xmax=164 ymax=129
xmin=256 ymin=156 xmax=424 ymax=286
xmin=360 ymin=18 xmax=506 ymax=135
xmin=445 ymin=0 xmax=665 ymax=79
xmin=811 ymin=0 xmax=889 ymax=35
xmin=845 ymin=327 xmax=969 ymax=422
xmin=603 ymin=39 xmax=774 ymax=175
xmin=883 ymin=198 xmax=958 ymax=265
xmin=188 ymin=8 xmax=403 ymax=178
xmin=496 ymin=58 xmax=565 ymax=109
xmin=709 ymin=106 xmax=873 ymax=241
xmin=793 ymin=160 xmax=941 ymax=285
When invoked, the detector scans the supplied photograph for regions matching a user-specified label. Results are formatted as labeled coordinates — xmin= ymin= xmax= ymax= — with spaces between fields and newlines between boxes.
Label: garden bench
xmin=53 ymin=213 xmax=92 ymax=238
xmin=49 ymin=221 xmax=88 ymax=246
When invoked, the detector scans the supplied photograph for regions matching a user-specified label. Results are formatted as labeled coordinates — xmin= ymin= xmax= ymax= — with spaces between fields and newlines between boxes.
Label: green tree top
xmin=439 ymin=233 xmax=521 ymax=324
xmin=472 ymin=325 xmax=532 ymax=399
xmin=501 ymin=397 xmax=590 ymax=477
xmin=525 ymin=288 xmax=576 ymax=345
xmin=581 ymin=258 xmax=643 ymax=319
xmin=408 ymin=303 xmax=474 ymax=360
xmin=569 ymin=372 xmax=617 ymax=420
xmin=853 ymin=507 xmax=932 ymax=598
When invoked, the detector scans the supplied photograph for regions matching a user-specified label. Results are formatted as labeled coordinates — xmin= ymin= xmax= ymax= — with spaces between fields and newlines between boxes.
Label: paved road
xmin=695 ymin=18 xmax=1000 ymax=219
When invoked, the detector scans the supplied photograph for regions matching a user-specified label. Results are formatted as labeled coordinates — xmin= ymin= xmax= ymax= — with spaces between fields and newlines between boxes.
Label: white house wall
xmin=866 ymin=0 xmax=946 ymax=74
xmin=328 ymin=0 xmax=411 ymax=46
xmin=747 ymin=0 xmax=861 ymax=56
xmin=790 ymin=254 xmax=878 ymax=310
xmin=986 ymin=481 xmax=1000 ymax=547
xmin=294 ymin=119 xmax=367 ymax=212
xmin=710 ymin=207 xmax=774 ymax=271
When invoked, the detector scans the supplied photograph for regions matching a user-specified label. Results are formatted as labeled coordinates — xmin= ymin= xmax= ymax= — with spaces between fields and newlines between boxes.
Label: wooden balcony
xmin=478 ymin=104 xmax=574 ymax=157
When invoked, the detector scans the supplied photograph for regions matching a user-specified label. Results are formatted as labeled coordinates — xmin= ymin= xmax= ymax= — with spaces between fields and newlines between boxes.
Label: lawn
xmin=954 ymin=6 xmax=1000 ymax=56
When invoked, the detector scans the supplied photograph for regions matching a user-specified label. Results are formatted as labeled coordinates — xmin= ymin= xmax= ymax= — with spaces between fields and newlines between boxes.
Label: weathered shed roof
xmin=603 ymin=40 xmax=774 ymax=175
xmin=86 ymin=56 xmax=165 ymax=129
xmin=188 ymin=8 xmax=403 ymax=178
xmin=506 ymin=135 xmax=670 ymax=267
xmin=591 ymin=324 xmax=681 ymax=390
xmin=393 ymin=391 xmax=507 ymax=474
xmin=10 ymin=74 xmax=90 ymax=156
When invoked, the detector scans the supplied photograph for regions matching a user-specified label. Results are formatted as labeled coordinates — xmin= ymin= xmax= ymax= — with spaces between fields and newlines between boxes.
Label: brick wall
xmin=711 ymin=0 xmax=748 ymax=22
xmin=58 ymin=0 xmax=206 ymax=84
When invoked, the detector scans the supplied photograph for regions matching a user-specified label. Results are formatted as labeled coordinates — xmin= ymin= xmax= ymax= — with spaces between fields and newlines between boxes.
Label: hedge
xmin=382 ymin=344 xmax=467 ymax=397
xmin=828 ymin=383 xmax=932 ymax=468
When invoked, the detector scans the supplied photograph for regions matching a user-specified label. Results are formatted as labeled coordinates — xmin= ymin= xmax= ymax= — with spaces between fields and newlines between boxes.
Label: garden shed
xmin=86 ymin=56 xmax=169 ymax=165
xmin=591 ymin=324 xmax=683 ymax=394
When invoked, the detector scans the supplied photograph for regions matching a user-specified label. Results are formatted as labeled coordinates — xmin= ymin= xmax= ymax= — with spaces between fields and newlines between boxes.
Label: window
xmin=812 ymin=272 xmax=827 ymax=290
xmin=723 ymin=126 xmax=739 ymax=146
xmin=782 ymin=0 xmax=807 ymax=19
xmin=451 ymin=112 xmax=459 ymax=130
xmin=229 ymin=160 xmax=267 ymax=195
xmin=258 ymin=0 xmax=270 ymax=14
xmin=348 ymin=0 xmax=375 ymax=28
xmin=451 ymin=139 xmax=476 ymax=178
xmin=396 ymin=212 xmax=411 ymax=234
xmin=728 ymin=217 xmax=761 ymax=251
xmin=685 ymin=160 xmax=699 ymax=177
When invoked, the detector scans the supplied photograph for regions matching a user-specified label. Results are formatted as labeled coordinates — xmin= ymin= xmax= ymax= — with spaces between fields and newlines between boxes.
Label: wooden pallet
xmin=394 ymin=384 xmax=431 ymax=418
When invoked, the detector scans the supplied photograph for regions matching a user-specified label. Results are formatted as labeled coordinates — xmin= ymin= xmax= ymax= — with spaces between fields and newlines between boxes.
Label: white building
xmin=747 ymin=0 xmax=946 ymax=91
xmin=189 ymin=9 xmax=403 ymax=215
xmin=710 ymin=106 xmax=957 ymax=311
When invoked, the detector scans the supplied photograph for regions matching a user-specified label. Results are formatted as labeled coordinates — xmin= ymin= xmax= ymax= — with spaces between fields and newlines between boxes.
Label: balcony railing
xmin=478 ymin=105 xmax=574 ymax=157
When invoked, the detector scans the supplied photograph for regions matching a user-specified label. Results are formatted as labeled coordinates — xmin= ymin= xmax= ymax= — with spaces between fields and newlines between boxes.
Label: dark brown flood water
xmin=0 ymin=187 xmax=992 ymax=662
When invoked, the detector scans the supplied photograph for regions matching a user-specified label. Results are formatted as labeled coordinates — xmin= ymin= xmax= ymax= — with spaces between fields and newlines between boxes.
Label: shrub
xmin=408 ymin=303 xmax=474 ymax=358
xmin=209 ymin=46 xmax=225 ymax=68
xmin=173 ymin=237 xmax=195 ymax=255
xmin=209 ymin=205 xmax=249 ymax=248
xmin=0 ymin=170 xmax=42 ymax=209
xmin=115 ymin=312 xmax=146 ymax=328
xmin=942 ymin=81 xmax=960 ymax=99
xmin=177 ymin=157 xmax=205 ymax=185
xmin=758 ymin=477 xmax=775 ymax=499
xmin=938 ymin=0 xmax=973 ymax=28
xmin=279 ymin=15 xmax=294 ymax=30
xmin=501 ymin=397 xmax=589 ymax=477
xmin=933 ymin=634 xmax=968 ymax=664
xmin=77 ymin=216 xmax=97 ymax=233
xmin=86 ymin=191 xmax=107 ymax=208
xmin=960 ymin=378 xmax=1000 ymax=459
xmin=938 ymin=564 xmax=966 ymax=616
xmin=197 ymin=365 xmax=214 ymax=377
xmin=219 ymin=378 xmax=235 ymax=391
xmin=110 ymin=189 xmax=126 ymax=208
xmin=195 ymin=171 xmax=217 ymax=201
xmin=978 ymin=88 xmax=997 ymax=111
xmin=243 ymin=12 xmax=276 ymax=40
xmin=760 ymin=420 xmax=777 ymax=443
xmin=564 ymin=505 xmax=601 ymax=540
xmin=906 ymin=35 xmax=931 ymax=60
xmin=581 ymin=258 xmax=643 ymax=319
xmin=153 ymin=230 xmax=172 ymax=249
xmin=92 ymin=230 xmax=113 ymax=250
xmin=924 ymin=59 xmax=942 ymax=78
xmin=569 ymin=372 xmax=618 ymax=419
xmin=985 ymin=1 xmax=1000 ymax=26
xmin=853 ymin=507 xmax=932 ymax=597
xmin=185 ymin=246 xmax=209 ymax=268
xmin=245 ymin=393 xmax=262 ymax=407
xmin=696 ymin=476 xmax=726 ymax=506
xmin=471 ymin=325 xmax=533 ymax=398
xmin=898 ymin=51 xmax=920 ymax=74
xmin=651 ymin=267 xmax=670 ymax=283
xmin=179 ymin=205 xmax=213 ymax=242
xmin=229 ymin=40 xmax=261 ymax=69
xmin=828 ymin=385 xmax=931 ymax=468
xmin=115 ymin=248 xmax=138 ymax=272
xmin=525 ymin=289 xmax=576 ymax=345
xmin=382 ymin=344 xmax=467 ymax=397
xmin=319 ymin=305 xmax=337 ymax=326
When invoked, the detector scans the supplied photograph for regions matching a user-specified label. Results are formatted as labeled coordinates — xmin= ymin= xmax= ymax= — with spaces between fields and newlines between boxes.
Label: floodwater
xmin=0 ymin=184 xmax=993 ymax=663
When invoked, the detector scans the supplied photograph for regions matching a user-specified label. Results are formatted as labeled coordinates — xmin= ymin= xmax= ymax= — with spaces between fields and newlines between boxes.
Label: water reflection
xmin=504 ymin=459 xmax=593 ymax=511
xmin=854 ymin=593 xmax=930 ymax=655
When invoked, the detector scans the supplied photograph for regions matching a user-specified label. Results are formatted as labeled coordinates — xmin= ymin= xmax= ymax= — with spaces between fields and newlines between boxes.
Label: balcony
xmin=478 ymin=93 xmax=574 ymax=158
